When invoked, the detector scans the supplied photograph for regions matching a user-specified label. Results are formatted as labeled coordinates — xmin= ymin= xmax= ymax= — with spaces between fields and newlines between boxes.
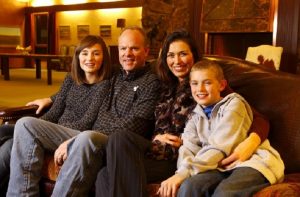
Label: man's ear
xmin=219 ymin=79 xmax=227 ymax=92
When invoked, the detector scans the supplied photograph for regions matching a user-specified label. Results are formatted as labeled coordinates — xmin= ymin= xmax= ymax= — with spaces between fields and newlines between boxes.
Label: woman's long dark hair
xmin=156 ymin=30 xmax=200 ymax=87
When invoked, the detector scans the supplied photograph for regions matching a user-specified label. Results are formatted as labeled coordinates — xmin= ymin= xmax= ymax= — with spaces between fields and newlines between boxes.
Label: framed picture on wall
xmin=77 ymin=25 xmax=89 ymax=39
xmin=59 ymin=26 xmax=71 ymax=40
xmin=0 ymin=27 xmax=21 ymax=47
xmin=100 ymin=25 xmax=111 ymax=37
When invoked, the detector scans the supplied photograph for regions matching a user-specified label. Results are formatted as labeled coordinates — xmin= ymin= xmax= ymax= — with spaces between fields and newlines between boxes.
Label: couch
xmin=1 ymin=55 xmax=300 ymax=196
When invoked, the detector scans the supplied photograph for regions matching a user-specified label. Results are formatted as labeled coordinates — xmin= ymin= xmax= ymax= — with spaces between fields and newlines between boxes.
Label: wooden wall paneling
xmin=191 ymin=0 xmax=204 ymax=55
xmin=33 ymin=13 xmax=49 ymax=54
xmin=276 ymin=0 xmax=300 ymax=73
xmin=48 ymin=12 xmax=56 ymax=54
xmin=24 ymin=13 xmax=32 ymax=67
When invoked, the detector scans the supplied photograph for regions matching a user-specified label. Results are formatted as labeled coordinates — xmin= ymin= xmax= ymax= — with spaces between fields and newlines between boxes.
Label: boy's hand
xmin=153 ymin=133 xmax=182 ymax=148
xmin=157 ymin=174 xmax=184 ymax=197
xmin=220 ymin=133 xmax=261 ymax=169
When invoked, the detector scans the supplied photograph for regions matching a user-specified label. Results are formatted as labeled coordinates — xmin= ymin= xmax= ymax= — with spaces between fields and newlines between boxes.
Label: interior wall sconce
xmin=117 ymin=18 xmax=126 ymax=29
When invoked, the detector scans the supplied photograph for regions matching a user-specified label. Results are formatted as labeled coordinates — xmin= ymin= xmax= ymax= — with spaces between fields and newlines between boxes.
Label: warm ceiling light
xmin=62 ymin=0 xmax=88 ymax=5
xmin=98 ymin=0 xmax=125 ymax=2
xmin=30 ymin=0 xmax=54 ymax=7
xmin=17 ymin=0 xmax=30 ymax=2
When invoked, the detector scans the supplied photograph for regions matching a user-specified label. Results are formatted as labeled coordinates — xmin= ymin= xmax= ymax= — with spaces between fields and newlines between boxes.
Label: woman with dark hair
xmin=95 ymin=30 xmax=270 ymax=197
xmin=5 ymin=35 xmax=112 ymax=196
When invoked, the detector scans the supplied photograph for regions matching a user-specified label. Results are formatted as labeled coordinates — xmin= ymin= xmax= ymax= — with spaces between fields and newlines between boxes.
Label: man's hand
xmin=220 ymin=133 xmax=261 ymax=169
xmin=157 ymin=174 xmax=185 ymax=197
xmin=26 ymin=98 xmax=52 ymax=115
xmin=153 ymin=133 xmax=182 ymax=148
xmin=54 ymin=139 xmax=71 ymax=166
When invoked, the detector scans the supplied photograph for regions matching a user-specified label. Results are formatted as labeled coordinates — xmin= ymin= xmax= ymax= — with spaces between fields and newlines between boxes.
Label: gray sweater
xmin=177 ymin=93 xmax=284 ymax=184
xmin=41 ymin=74 xmax=109 ymax=130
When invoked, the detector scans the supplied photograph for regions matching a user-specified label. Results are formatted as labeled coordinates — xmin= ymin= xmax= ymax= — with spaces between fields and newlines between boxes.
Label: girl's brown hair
xmin=71 ymin=35 xmax=112 ymax=84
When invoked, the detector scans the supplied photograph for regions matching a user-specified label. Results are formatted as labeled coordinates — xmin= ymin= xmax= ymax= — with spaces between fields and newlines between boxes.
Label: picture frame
xmin=77 ymin=25 xmax=89 ymax=39
xmin=0 ymin=27 xmax=21 ymax=47
xmin=59 ymin=26 xmax=71 ymax=40
xmin=100 ymin=25 xmax=111 ymax=37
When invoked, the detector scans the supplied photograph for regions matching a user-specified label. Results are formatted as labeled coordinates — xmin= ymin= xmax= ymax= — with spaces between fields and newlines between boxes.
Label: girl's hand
xmin=26 ymin=98 xmax=53 ymax=114
xmin=153 ymin=133 xmax=182 ymax=148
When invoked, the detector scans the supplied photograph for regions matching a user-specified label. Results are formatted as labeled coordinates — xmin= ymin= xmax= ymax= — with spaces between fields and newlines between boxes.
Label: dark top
xmin=148 ymin=79 xmax=196 ymax=160
xmin=92 ymin=64 xmax=160 ymax=138
xmin=41 ymin=74 xmax=109 ymax=130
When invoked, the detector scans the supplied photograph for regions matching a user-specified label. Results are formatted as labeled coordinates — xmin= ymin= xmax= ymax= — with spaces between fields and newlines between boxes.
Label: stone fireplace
xmin=142 ymin=0 xmax=195 ymax=58
xmin=201 ymin=0 xmax=277 ymax=59
xmin=205 ymin=32 xmax=273 ymax=59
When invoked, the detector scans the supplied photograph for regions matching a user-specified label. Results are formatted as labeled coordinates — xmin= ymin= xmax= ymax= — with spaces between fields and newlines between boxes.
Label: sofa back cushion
xmin=204 ymin=55 xmax=300 ymax=174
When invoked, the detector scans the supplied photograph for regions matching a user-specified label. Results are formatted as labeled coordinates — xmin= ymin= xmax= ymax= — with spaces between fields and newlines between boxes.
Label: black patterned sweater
xmin=41 ymin=74 xmax=109 ymax=131
xmin=148 ymin=79 xmax=197 ymax=160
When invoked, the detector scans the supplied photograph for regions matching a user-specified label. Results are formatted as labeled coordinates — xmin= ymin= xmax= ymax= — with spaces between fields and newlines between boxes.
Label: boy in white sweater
xmin=158 ymin=60 xmax=284 ymax=197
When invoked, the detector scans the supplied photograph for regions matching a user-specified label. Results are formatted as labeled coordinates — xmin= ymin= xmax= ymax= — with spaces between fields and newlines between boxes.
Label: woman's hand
xmin=153 ymin=133 xmax=182 ymax=148
xmin=54 ymin=139 xmax=71 ymax=166
xmin=157 ymin=174 xmax=184 ymax=197
xmin=219 ymin=133 xmax=261 ymax=169
xmin=26 ymin=97 xmax=53 ymax=114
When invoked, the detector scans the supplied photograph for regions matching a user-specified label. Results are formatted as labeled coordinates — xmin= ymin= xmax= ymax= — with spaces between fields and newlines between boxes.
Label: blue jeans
xmin=7 ymin=117 xmax=80 ymax=197
xmin=0 ymin=124 xmax=14 ymax=196
xmin=0 ymin=124 xmax=14 ymax=146
xmin=0 ymin=138 xmax=13 ymax=196
xmin=7 ymin=117 xmax=108 ymax=197
xmin=177 ymin=168 xmax=270 ymax=197
xmin=52 ymin=130 xmax=108 ymax=197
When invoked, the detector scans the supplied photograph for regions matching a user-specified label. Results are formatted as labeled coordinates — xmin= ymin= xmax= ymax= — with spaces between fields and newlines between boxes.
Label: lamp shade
xmin=117 ymin=18 xmax=126 ymax=28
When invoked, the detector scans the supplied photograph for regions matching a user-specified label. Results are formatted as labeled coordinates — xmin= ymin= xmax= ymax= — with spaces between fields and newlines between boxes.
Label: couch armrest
xmin=0 ymin=105 xmax=40 ymax=124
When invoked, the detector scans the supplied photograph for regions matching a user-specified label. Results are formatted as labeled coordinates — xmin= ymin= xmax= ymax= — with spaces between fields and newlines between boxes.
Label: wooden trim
xmin=25 ymin=1 xmax=142 ymax=14
xmin=191 ymin=0 xmax=203 ymax=54
xmin=276 ymin=0 xmax=300 ymax=73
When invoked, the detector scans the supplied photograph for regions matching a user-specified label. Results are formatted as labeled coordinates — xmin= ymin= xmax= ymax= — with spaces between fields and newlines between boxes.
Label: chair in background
xmin=68 ymin=45 xmax=76 ymax=57
xmin=245 ymin=45 xmax=283 ymax=70
xmin=63 ymin=45 xmax=76 ymax=71
xmin=51 ymin=45 xmax=68 ymax=71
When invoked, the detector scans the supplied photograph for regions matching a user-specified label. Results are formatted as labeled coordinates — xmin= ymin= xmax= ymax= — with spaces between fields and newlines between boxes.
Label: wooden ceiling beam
xmin=25 ymin=1 xmax=142 ymax=14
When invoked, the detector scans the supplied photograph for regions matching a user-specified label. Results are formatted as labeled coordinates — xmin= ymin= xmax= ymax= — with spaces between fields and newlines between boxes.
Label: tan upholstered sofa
xmin=1 ymin=55 xmax=300 ymax=196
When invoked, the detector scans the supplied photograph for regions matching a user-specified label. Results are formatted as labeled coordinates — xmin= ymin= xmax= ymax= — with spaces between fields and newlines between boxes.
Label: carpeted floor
xmin=0 ymin=68 xmax=67 ymax=107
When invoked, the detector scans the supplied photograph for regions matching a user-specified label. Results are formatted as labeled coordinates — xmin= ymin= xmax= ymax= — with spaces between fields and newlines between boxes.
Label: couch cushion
xmin=253 ymin=182 xmax=300 ymax=197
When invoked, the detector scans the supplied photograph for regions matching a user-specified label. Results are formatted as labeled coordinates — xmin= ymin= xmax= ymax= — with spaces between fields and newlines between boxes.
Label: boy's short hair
xmin=190 ymin=60 xmax=225 ymax=81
